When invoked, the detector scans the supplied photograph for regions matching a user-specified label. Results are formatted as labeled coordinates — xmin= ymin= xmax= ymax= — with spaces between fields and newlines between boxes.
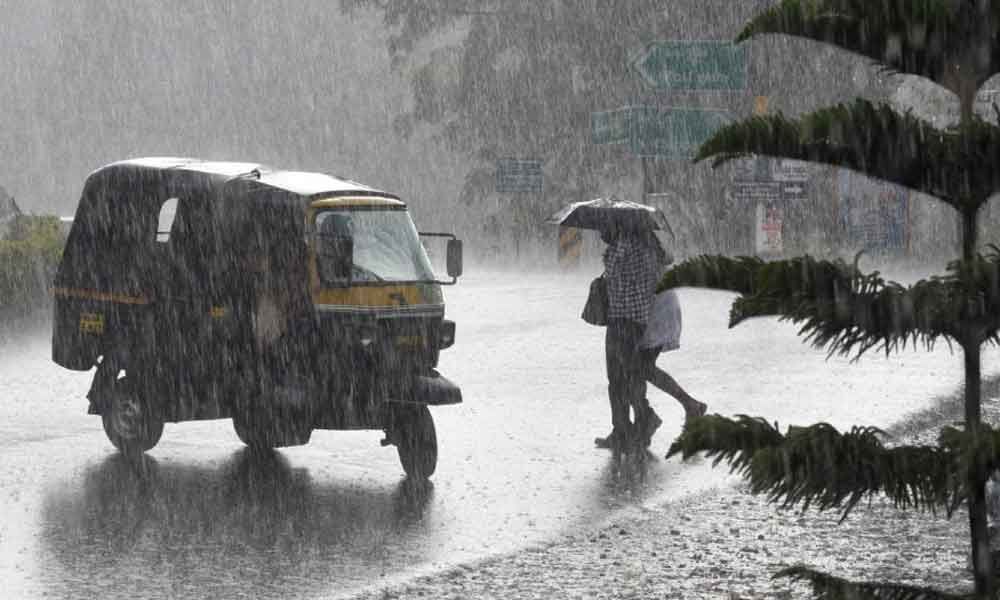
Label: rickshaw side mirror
xmin=446 ymin=239 xmax=463 ymax=279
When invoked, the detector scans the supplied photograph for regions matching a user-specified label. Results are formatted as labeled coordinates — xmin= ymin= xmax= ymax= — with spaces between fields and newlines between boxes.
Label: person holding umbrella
xmin=549 ymin=198 xmax=707 ymax=453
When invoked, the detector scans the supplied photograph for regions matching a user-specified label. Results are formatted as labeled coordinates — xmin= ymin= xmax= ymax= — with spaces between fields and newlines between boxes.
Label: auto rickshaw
xmin=52 ymin=157 xmax=463 ymax=479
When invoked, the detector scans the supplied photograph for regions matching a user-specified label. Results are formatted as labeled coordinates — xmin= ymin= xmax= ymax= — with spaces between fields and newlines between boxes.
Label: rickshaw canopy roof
xmin=90 ymin=157 xmax=399 ymax=201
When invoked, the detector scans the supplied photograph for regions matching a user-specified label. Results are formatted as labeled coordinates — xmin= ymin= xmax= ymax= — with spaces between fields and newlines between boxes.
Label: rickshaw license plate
xmin=79 ymin=312 xmax=105 ymax=335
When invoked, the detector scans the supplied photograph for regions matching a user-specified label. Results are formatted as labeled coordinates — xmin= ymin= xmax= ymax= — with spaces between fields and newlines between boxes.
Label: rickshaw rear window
xmin=59 ymin=189 xmax=179 ymax=290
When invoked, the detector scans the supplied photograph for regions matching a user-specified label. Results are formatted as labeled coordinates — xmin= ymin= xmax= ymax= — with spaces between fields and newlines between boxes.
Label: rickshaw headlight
xmin=356 ymin=325 xmax=377 ymax=349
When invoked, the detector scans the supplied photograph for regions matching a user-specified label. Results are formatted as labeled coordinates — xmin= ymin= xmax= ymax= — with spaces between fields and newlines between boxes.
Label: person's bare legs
xmin=647 ymin=365 xmax=706 ymax=421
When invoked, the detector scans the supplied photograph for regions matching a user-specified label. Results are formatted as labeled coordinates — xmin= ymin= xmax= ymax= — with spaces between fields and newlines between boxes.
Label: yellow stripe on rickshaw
xmin=53 ymin=287 xmax=150 ymax=305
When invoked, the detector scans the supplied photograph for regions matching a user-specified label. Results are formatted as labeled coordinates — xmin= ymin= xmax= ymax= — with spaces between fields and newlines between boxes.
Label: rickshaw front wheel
xmin=394 ymin=405 xmax=438 ymax=480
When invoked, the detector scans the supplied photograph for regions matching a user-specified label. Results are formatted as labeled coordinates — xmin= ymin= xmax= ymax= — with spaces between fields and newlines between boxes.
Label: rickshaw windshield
xmin=315 ymin=209 xmax=435 ymax=283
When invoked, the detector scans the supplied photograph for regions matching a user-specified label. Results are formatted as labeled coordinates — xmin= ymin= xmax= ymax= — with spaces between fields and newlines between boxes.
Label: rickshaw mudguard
xmin=388 ymin=370 xmax=462 ymax=406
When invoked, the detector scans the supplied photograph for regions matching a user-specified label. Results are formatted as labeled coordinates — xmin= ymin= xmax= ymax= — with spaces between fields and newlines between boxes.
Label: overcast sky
xmin=0 ymin=1 xmax=468 ymax=224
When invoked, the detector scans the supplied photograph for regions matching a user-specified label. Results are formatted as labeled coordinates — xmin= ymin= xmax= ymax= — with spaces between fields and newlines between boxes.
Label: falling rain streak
xmin=2 ymin=1 xmax=1000 ymax=599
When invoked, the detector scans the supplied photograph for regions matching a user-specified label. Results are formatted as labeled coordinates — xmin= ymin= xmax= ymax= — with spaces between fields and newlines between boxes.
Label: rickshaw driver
xmin=317 ymin=213 xmax=354 ymax=283
xmin=245 ymin=237 xmax=320 ymax=424
xmin=246 ymin=214 xmax=375 ymax=433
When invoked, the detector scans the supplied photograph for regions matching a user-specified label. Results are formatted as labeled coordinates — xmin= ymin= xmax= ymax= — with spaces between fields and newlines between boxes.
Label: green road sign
xmin=591 ymin=106 xmax=730 ymax=159
xmin=631 ymin=41 xmax=746 ymax=90
xmin=630 ymin=108 xmax=730 ymax=158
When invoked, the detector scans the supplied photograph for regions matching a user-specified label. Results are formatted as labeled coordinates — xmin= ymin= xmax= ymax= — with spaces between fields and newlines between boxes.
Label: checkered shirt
xmin=603 ymin=236 xmax=661 ymax=325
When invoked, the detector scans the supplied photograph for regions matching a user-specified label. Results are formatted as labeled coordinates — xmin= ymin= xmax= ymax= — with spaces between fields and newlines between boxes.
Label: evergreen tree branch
xmin=657 ymin=255 xmax=764 ymax=296
xmin=667 ymin=416 xmax=959 ymax=520
xmin=665 ymin=414 xmax=785 ymax=471
xmin=695 ymin=99 xmax=1000 ymax=214
xmin=659 ymin=252 xmax=1000 ymax=358
xmin=776 ymin=566 xmax=971 ymax=600
xmin=736 ymin=0 xmax=998 ymax=92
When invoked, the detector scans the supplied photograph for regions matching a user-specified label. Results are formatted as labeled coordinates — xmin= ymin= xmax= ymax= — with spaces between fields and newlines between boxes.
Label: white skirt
xmin=640 ymin=289 xmax=682 ymax=352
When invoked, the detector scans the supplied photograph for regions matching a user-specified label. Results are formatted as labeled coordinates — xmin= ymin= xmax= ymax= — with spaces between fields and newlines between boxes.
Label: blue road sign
xmin=837 ymin=169 xmax=910 ymax=254
xmin=497 ymin=158 xmax=543 ymax=193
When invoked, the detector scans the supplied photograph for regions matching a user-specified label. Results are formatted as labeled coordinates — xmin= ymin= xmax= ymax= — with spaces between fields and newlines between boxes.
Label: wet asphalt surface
xmin=0 ymin=271 xmax=993 ymax=599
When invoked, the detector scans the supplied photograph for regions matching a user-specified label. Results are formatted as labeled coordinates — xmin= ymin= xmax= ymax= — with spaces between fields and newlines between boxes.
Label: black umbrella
xmin=547 ymin=197 xmax=674 ymax=238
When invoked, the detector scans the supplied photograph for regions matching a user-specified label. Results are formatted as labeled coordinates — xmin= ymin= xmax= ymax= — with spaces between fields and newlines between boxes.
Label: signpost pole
xmin=642 ymin=156 xmax=653 ymax=197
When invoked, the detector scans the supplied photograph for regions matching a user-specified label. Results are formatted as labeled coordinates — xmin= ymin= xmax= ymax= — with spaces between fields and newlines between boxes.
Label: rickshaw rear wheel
xmin=101 ymin=376 xmax=164 ymax=456
xmin=395 ymin=405 xmax=437 ymax=480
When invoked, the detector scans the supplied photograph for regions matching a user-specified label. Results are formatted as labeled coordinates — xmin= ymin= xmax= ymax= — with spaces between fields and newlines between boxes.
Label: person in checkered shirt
xmin=595 ymin=223 xmax=706 ymax=453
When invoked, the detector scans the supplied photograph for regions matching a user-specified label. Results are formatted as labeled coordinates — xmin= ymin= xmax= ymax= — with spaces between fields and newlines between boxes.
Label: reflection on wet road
xmin=39 ymin=451 xmax=434 ymax=599
xmin=20 ymin=442 xmax=679 ymax=600
xmin=0 ymin=273 xmax=991 ymax=599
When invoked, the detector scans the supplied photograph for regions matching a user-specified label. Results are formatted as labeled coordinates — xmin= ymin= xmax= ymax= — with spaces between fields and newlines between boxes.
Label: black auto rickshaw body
xmin=52 ymin=158 xmax=464 ymax=479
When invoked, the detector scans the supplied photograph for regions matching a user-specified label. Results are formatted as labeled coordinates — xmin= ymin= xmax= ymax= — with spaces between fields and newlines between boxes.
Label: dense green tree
xmin=0 ymin=213 xmax=63 ymax=321
xmin=343 ymin=1 xmax=800 ymax=257
xmin=663 ymin=1 xmax=1000 ymax=597
xmin=340 ymin=1 xmax=659 ymax=250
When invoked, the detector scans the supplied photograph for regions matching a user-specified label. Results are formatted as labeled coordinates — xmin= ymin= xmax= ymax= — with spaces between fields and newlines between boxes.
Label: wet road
xmin=0 ymin=271 xmax=994 ymax=599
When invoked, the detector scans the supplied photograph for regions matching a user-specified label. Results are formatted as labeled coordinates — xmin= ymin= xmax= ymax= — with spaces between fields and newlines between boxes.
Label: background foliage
xmin=0 ymin=215 xmax=64 ymax=321
xmin=341 ymin=0 xmax=892 ymax=260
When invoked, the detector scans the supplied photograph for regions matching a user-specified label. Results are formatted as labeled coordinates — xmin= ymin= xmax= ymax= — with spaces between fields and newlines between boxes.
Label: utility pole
xmin=641 ymin=156 xmax=653 ymax=199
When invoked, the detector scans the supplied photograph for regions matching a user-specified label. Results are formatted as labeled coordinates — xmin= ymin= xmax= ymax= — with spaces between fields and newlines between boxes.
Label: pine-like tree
xmin=662 ymin=1 xmax=1000 ymax=597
